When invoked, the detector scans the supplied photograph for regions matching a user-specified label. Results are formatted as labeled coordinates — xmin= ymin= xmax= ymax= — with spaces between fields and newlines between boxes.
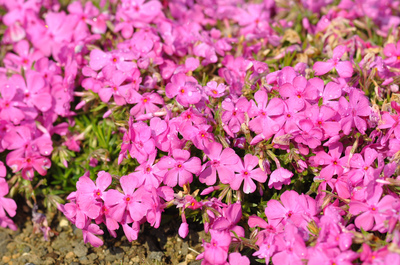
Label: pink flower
xmin=338 ymin=90 xmax=371 ymax=135
xmin=231 ymin=154 xmax=267 ymax=194
xmin=221 ymin=96 xmax=250 ymax=135
xmin=272 ymin=224 xmax=308 ymax=265
xmin=128 ymin=153 xmax=165 ymax=189
xmin=0 ymin=81 xmax=25 ymax=125
xmin=264 ymin=190 xmax=310 ymax=229
xmin=129 ymin=92 xmax=164 ymax=117
xmin=3 ymin=40 xmax=43 ymax=71
xmin=158 ymin=149 xmax=201 ymax=187
xmin=0 ymin=178 xmax=17 ymax=220
xmin=313 ymin=45 xmax=354 ymax=78
xmin=228 ymin=253 xmax=250 ymax=265
xmin=199 ymin=142 xmax=240 ymax=185
xmin=180 ymin=124 xmax=214 ymax=150
xmin=248 ymin=89 xmax=284 ymax=138
xmin=0 ymin=162 xmax=6 ymax=177
xmin=383 ymin=40 xmax=400 ymax=66
xmin=304 ymin=105 xmax=340 ymax=138
xmin=104 ymin=175 xmax=150 ymax=222
xmin=293 ymin=119 xmax=323 ymax=149
xmin=165 ymin=73 xmax=201 ymax=107
xmin=349 ymin=186 xmax=396 ymax=231
xmin=202 ymin=229 xmax=231 ymax=265
xmin=82 ymin=220 xmax=104 ymax=247
xmin=99 ymin=69 xmax=130 ymax=105
xmin=204 ymin=81 xmax=226 ymax=98
xmin=268 ymin=167 xmax=293 ymax=190
xmin=76 ymin=171 xmax=111 ymax=202
xmin=279 ymin=76 xmax=318 ymax=111
xmin=314 ymin=143 xmax=345 ymax=180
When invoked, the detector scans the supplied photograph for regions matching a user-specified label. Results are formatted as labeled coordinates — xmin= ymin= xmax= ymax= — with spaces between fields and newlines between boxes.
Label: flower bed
xmin=1 ymin=0 xmax=400 ymax=264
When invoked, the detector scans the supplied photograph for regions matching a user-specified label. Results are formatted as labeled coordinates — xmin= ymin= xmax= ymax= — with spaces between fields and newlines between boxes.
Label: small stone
xmin=22 ymin=246 xmax=31 ymax=253
xmin=7 ymin=242 xmax=16 ymax=253
xmin=73 ymin=243 xmax=88 ymax=258
xmin=148 ymin=251 xmax=164 ymax=262
xmin=65 ymin=252 xmax=75 ymax=259
xmin=2 ymin=256 xmax=11 ymax=263
xmin=186 ymin=254 xmax=195 ymax=263
xmin=105 ymin=254 xmax=116 ymax=262
xmin=44 ymin=257 xmax=55 ymax=265
xmin=87 ymin=253 xmax=98 ymax=260
xmin=59 ymin=219 xmax=69 ymax=228
xmin=12 ymin=253 xmax=20 ymax=259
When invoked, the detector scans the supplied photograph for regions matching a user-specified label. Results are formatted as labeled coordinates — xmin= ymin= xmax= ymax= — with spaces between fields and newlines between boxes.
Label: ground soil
xmin=0 ymin=203 xmax=206 ymax=265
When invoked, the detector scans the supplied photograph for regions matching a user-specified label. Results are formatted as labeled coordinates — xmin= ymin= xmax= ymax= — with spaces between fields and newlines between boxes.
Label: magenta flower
xmin=104 ymin=175 xmax=150 ymax=223
xmin=248 ymin=89 xmax=284 ymax=136
xmin=0 ymin=161 xmax=5 ymax=177
xmin=313 ymin=45 xmax=354 ymax=78
xmin=279 ymin=76 xmax=318 ymax=111
xmin=81 ymin=220 xmax=104 ymax=247
xmin=158 ymin=149 xmax=201 ymax=187
xmin=314 ymin=143 xmax=346 ymax=180
xmin=349 ymin=186 xmax=396 ymax=231
xmin=228 ymin=253 xmax=250 ymax=265
xmin=308 ymin=247 xmax=358 ymax=265
xmin=61 ymin=199 xmax=100 ymax=229
xmin=180 ymin=124 xmax=214 ymax=150
xmin=3 ymin=40 xmax=43 ymax=71
xmin=304 ymin=105 xmax=340 ymax=137
xmin=383 ymin=40 xmax=400 ymax=66
xmin=0 ymin=178 xmax=17 ymax=220
xmin=338 ymin=90 xmax=371 ymax=135
xmin=98 ymin=69 xmax=131 ymax=105
xmin=378 ymin=101 xmax=400 ymax=142
xmin=76 ymin=171 xmax=111 ymax=202
xmin=293 ymin=119 xmax=323 ymax=149
xmin=129 ymin=153 xmax=165 ymax=189
xmin=202 ymin=229 xmax=231 ymax=265
xmin=272 ymin=224 xmax=308 ymax=265
xmin=268 ymin=167 xmax=293 ymax=190
xmin=7 ymin=151 xmax=51 ymax=181
xmin=0 ymin=81 xmax=25 ymax=125
xmin=129 ymin=120 xmax=156 ymax=163
xmin=221 ymin=96 xmax=250 ymax=135
xmin=129 ymin=92 xmax=164 ymax=117
xmin=230 ymin=154 xmax=267 ymax=194
xmin=204 ymin=81 xmax=226 ymax=98
xmin=199 ymin=142 xmax=240 ymax=185
xmin=348 ymin=147 xmax=378 ymax=185
xmin=264 ymin=190 xmax=309 ymax=229
xmin=165 ymin=73 xmax=201 ymax=107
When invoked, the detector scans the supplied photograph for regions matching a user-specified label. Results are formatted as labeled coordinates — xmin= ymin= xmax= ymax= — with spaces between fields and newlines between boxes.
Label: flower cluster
xmin=1 ymin=0 xmax=400 ymax=264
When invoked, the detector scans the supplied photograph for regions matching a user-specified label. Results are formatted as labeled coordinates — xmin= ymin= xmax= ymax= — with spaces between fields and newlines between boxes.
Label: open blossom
xmin=104 ymin=175 xmax=151 ymax=223
xmin=221 ymin=96 xmax=250 ymax=135
xmin=231 ymin=154 xmax=267 ymax=194
xmin=349 ymin=186 xmax=396 ymax=232
xmin=338 ymin=89 xmax=371 ymax=135
xmin=0 ymin=178 xmax=17 ymax=221
xmin=199 ymin=142 xmax=240 ymax=185
xmin=313 ymin=45 xmax=354 ymax=78
xmin=165 ymin=73 xmax=201 ymax=107
xmin=204 ymin=81 xmax=226 ymax=98
xmin=157 ymin=149 xmax=202 ymax=187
